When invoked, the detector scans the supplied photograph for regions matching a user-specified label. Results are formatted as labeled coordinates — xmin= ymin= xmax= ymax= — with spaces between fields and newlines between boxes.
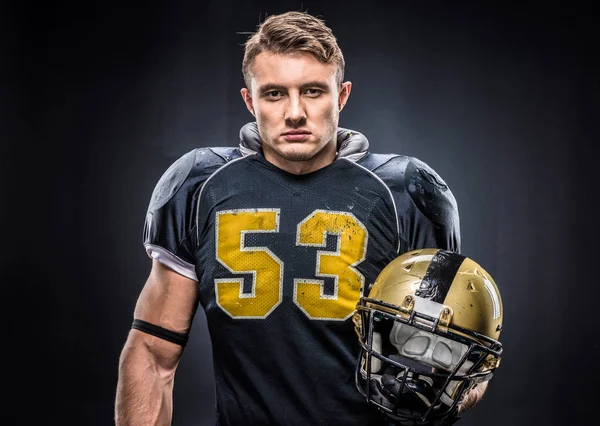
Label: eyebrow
xmin=258 ymin=81 xmax=331 ymax=93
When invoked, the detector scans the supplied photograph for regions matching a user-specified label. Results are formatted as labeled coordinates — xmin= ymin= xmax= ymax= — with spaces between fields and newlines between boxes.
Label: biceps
xmin=134 ymin=259 xmax=200 ymax=334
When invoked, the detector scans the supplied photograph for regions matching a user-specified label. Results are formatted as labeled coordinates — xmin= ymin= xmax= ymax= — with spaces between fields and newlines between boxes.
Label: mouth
xmin=281 ymin=130 xmax=311 ymax=141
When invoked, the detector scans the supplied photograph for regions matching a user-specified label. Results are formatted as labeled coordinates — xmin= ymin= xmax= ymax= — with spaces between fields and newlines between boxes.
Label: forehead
xmin=250 ymin=51 xmax=336 ymax=88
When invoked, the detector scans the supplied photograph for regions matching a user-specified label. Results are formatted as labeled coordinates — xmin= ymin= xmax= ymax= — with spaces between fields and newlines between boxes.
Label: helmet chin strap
xmin=380 ymin=368 xmax=439 ymax=410
xmin=361 ymin=343 xmax=462 ymax=425
xmin=367 ymin=374 xmax=461 ymax=426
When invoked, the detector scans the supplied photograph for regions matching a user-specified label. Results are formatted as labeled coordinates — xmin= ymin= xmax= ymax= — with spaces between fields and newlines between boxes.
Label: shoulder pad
xmin=148 ymin=148 xmax=236 ymax=213
xmin=365 ymin=154 xmax=460 ymax=253
xmin=356 ymin=152 xmax=402 ymax=171
xmin=144 ymin=147 xmax=233 ymax=270
xmin=148 ymin=149 xmax=197 ymax=213
xmin=208 ymin=147 xmax=243 ymax=162
xmin=405 ymin=158 xmax=456 ymax=226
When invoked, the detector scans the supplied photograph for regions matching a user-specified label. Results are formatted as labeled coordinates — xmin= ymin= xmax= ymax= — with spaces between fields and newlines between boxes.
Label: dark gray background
xmin=4 ymin=1 xmax=597 ymax=425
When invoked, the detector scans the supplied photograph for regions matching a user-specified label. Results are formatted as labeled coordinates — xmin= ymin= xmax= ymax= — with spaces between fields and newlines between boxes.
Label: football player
xmin=354 ymin=248 xmax=503 ymax=425
xmin=115 ymin=11 xmax=477 ymax=426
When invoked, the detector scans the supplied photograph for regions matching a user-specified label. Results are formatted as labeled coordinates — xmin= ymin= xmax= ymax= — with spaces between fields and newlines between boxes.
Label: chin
xmin=278 ymin=148 xmax=319 ymax=162
xmin=281 ymin=151 xmax=316 ymax=161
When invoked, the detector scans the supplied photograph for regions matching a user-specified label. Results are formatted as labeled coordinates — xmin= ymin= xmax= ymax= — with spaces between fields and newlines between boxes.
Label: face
xmin=241 ymin=51 xmax=351 ymax=174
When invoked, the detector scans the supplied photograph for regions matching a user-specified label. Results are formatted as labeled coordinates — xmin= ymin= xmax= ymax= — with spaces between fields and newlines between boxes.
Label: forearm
xmin=458 ymin=380 xmax=488 ymax=414
xmin=115 ymin=337 xmax=179 ymax=426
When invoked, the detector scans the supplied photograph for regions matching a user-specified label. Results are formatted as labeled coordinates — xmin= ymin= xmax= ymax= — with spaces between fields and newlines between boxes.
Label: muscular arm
xmin=115 ymin=259 xmax=199 ymax=426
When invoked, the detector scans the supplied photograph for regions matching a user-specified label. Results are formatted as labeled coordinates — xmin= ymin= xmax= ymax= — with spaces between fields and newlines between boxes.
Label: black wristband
xmin=132 ymin=319 xmax=189 ymax=347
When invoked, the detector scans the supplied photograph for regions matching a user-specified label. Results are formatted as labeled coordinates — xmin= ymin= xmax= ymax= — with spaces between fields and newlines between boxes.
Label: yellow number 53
xmin=215 ymin=209 xmax=368 ymax=321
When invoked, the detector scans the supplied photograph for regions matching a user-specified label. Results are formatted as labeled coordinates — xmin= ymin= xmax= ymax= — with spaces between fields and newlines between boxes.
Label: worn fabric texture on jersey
xmin=143 ymin=122 xmax=460 ymax=426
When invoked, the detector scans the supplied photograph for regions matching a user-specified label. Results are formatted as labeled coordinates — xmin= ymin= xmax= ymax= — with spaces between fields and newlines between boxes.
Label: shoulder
xmin=360 ymin=153 xmax=457 ymax=226
xmin=147 ymin=147 xmax=241 ymax=213
xmin=403 ymin=156 xmax=457 ymax=227
xmin=143 ymin=147 xmax=243 ymax=268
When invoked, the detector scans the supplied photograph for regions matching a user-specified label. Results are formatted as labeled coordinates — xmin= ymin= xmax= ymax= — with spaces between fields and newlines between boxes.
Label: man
xmin=115 ymin=11 xmax=480 ymax=425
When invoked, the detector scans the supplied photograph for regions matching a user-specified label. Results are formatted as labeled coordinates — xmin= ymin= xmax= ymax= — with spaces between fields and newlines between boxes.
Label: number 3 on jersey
xmin=215 ymin=209 xmax=368 ymax=320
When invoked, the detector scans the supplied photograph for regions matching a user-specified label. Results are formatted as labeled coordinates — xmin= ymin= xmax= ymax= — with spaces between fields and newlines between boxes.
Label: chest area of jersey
xmin=196 ymin=162 xmax=397 ymax=321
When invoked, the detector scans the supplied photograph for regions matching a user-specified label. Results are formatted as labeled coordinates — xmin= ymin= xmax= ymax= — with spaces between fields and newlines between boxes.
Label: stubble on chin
xmin=277 ymin=147 xmax=319 ymax=162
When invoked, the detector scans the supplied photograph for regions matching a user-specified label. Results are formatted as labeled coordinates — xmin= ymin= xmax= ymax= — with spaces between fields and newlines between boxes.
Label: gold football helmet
xmin=354 ymin=248 xmax=503 ymax=425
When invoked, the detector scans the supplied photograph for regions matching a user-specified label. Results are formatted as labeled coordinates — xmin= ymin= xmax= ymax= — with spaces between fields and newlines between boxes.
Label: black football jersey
xmin=143 ymin=123 xmax=460 ymax=426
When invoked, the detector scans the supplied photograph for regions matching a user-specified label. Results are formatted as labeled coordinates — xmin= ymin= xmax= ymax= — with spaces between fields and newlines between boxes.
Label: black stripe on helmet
xmin=416 ymin=249 xmax=466 ymax=303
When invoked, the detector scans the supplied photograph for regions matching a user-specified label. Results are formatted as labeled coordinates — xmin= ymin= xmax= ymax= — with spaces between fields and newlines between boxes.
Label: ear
xmin=240 ymin=88 xmax=255 ymax=117
xmin=338 ymin=81 xmax=352 ymax=111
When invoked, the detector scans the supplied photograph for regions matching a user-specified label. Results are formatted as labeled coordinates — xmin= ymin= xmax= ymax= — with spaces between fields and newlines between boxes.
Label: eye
xmin=304 ymin=88 xmax=323 ymax=97
xmin=265 ymin=90 xmax=283 ymax=99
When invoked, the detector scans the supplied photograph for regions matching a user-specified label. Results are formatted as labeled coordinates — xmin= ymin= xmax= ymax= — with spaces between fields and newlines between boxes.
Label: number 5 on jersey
xmin=215 ymin=209 xmax=368 ymax=321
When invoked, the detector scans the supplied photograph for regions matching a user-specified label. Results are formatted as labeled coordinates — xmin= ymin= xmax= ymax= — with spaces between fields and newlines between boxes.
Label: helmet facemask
xmin=354 ymin=297 xmax=500 ymax=425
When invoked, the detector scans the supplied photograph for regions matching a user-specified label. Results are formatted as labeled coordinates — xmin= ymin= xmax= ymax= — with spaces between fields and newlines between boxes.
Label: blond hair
xmin=242 ymin=11 xmax=345 ymax=89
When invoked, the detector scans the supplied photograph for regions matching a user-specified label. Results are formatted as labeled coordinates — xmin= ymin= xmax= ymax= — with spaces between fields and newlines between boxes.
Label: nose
xmin=284 ymin=93 xmax=307 ymax=125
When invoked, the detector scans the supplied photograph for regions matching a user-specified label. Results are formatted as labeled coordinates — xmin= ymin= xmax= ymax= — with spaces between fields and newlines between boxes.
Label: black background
xmin=3 ymin=1 xmax=598 ymax=425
